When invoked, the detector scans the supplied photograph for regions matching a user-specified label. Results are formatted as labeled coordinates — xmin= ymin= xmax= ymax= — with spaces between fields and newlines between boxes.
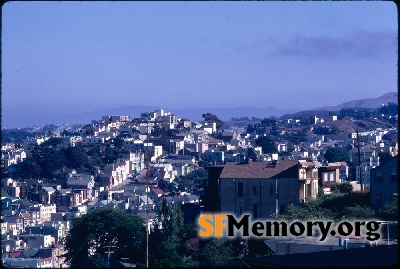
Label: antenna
xmin=104 ymin=244 xmax=114 ymax=267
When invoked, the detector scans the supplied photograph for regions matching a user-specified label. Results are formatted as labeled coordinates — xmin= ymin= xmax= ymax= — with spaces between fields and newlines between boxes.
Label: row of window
xmin=237 ymin=182 xmax=276 ymax=198
xmin=375 ymin=168 xmax=397 ymax=182
xmin=238 ymin=204 xmax=287 ymax=217
xmin=375 ymin=193 xmax=398 ymax=204
xmin=322 ymin=172 xmax=336 ymax=182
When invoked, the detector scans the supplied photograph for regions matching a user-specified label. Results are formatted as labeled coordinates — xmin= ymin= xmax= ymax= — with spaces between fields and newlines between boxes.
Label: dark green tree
xmin=246 ymin=124 xmax=256 ymax=133
xmin=323 ymin=147 xmax=350 ymax=163
xmin=200 ymin=238 xmax=235 ymax=267
xmin=377 ymin=196 xmax=398 ymax=221
xmin=113 ymin=135 xmax=124 ymax=149
xmin=246 ymin=147 xmax=257 ymax=162
xmin=87 ymin=146 xmax=103 ymax=168
xmin=150 ymin=240 xmax=184 ymax=268
xmin=64 ymin=146 xmax=91 ymax=172
xmin=15 ymin=157 xmax=41 ymax=179
xmin=168 ymin=183 xmax=177 ymax=192
xmin=342 ymin=205 xmax=375 ymax=220
xmin=149 ymin=199 xmax=186 ymax=267
xmin=31 ymin=146 xmax=66 ymax=178
xmin=41 ymin=137 xmax=63 ymax=148
xmin=85 ymin=125 xmax=95 ymax=136
xmin=157 ymin=179 xmax=169 ymax=192
xmin=104 ymin=147 xmax=120 ymax=164
xmin=330 ymin=182 xmax=353 ymax=194
xmin=378 ymin=102 xmax=398 ymax=115
xmin=158 ymin=199 xmax=185 ymax=243
xmin=184 ymin=168 xmax=208 ymax=188
xmin=273 ymin=203 xmax=335 ymax=221
xmin=63 ymin=208 xmax=146 ymax=268
xmin=202 ymin=113 xmax=224 ymax=133
xmin=255 ymin=136 xmax=277 ymax=154
xmin=260 ymin=117 xmax=277 ymax=127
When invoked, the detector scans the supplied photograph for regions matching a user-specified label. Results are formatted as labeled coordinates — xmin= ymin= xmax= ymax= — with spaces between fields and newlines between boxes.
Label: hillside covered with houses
xmin=1 ymin=103 xmax=398 ymax=267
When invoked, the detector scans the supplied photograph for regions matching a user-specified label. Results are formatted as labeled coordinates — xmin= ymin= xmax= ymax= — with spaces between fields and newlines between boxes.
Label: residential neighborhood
xmin=1 ymin=103 xmax=398 ymax=267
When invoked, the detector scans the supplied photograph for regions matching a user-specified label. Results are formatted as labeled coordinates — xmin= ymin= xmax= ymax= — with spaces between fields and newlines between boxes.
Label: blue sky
xmin=1 ymin=1 xmax=398 ymax=128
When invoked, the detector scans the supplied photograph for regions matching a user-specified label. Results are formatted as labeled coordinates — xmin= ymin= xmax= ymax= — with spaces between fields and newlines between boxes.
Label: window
xmin=375 ymin=171 xmax=383 ymax=182
xmin=329 ymin=172 xmax=335 ymax=182
xmin=253 ymin=186 xmax=257 ymax=196
xmin=239 ymin=206 xmax=243 ymax=215
xmin=323 ymin=172 xmax=335 ymax=182
xmin=376 ymin=193 xmax=382 ymax=205
xmin=270 ymin=186 xmax=274 ymax=196
xmin=390 ymin=168 xmax=397 ymax=181
xmin=238 ymin=182 xmax=243 ymax=197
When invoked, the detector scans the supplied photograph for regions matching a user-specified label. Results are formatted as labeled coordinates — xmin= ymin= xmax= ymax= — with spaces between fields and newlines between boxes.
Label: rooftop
xmin=220 ymin=160 xmax=299 ymax=179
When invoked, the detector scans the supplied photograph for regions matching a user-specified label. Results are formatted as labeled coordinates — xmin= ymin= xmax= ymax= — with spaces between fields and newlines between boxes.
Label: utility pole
xmin=137 ymin=118 xmax=159 ymax=268
xmin=146 ymin=120 xmax=150 ymax=268
xmin=356 ymin=129 xmax=364 ymax=191
xmin=275 ymin=178 xmax=279 ymax=214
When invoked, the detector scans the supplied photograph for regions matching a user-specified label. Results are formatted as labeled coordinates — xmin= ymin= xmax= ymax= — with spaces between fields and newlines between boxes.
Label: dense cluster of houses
xmin=1 ymin=108 xmax=398 ymax=267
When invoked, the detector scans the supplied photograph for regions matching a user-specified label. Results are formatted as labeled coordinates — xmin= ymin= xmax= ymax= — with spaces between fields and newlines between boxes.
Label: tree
xmin=202 ymin=113 xmax=224 ymax=133
xmin=113 ymin=135 xmax=124 ymax=149
xmin=323 ymin=147 xmax=350 ymax=163
xmin=255 ymin=136 xmax=277 ymax=154
xmin=149 ymin=199 xmax=186 ymax=267
xmin=87 ymin=146 xmax=103 ymax=168
xmin=343 ymin=205 xmax=375 ymax=220
xmin=63 ymin=208 xmax=146 ymax=268
xmin=85 ymin=125 xmax=95 ymax=136
xmin=15 ymin=157 xmax=41 ymax=179
xmin=200 ymin=238 xmax=235 ymax=267
xmin=30 ymin=146 xmax=66 ymax=179
xmin=157 ymin=179 xmax=169 ymax=192
xmin=377 ymin=196 xmax=398 ymax=221
xmin=330 ymin=182 xmax=353 ymax=194
xmin=64 ymin=146 xmax=91 ymax=172
xmin=168 ymin=183 xmax=177 ymax=192
xmin=246 ymin=147 xmax=257 ymax=162
xmin=150 ymin=240 xmax=184 ymax=268
xmin=157 ymin=199 xmax=185 ymax=243
xmin=273 ymin=203 xmax=335 ymax=221
xmin=246 ymin=124 xmax=256 ymax=133
xmin=184 ymin=168 xmax=208 ymax=188
xmin=104 ymin=147 xmax=119 ymax=164
xmin=41 ymin=137 xmax=63 ymax=148
xmin=260 ymin=117 xmax=277 ymax=127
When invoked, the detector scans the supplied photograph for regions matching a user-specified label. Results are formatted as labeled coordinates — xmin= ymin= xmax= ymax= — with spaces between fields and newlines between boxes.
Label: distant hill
xmin=168 ymin=107 xmax=301 ymax=121
xmin=313 ymin=92 xmax=398 ymax=111
xmin=2 ymin=92 xmax=397 ymax=129
xmin=65 ymin=106 xmax=301 ymax=123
